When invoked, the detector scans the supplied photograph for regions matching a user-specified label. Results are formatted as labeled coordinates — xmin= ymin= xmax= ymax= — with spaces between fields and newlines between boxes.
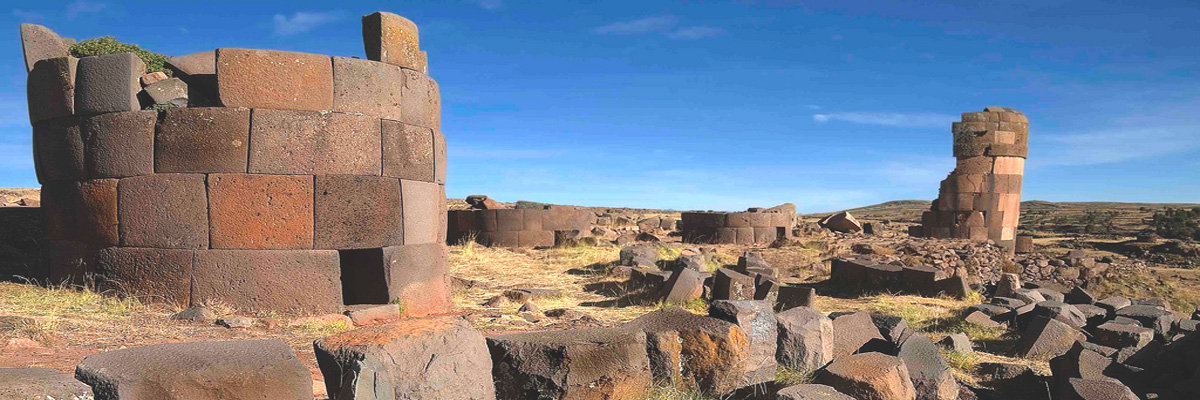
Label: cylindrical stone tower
xmin=920 ymin=106 xmax=1028 ymax=250
xmin=20 ymin=12 xmax=449 ymax=315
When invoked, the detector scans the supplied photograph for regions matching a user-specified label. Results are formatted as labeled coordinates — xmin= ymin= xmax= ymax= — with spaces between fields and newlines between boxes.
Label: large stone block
xmin=75 ymin=52 xmax=144 ymax=115
xmin=83 ymin=110 xmax=156 ymax=178
xmin=247 ymin=109 xmax=381 ymax=175
xmin=332 ymin=56 xmax=405 ymax=120
xmin=207 ymin=174 xmax=314 ymax=249
xmin=434 ymin=130 xmax=447 ymax=184
xmin=815 ymin=352 xmax=917 ymax=400
xmin=401 ymin=179 xmax=441 ymax=245
xmin=215 ymin=48 xmax=333 ymax=111
xmin=75 ymin=340 xmax=311 ymax=400
xmin=709 ymin=300 xmax=778 ymax=387
xmin=32 ymin=116 xmax=85 ymax=183
xmin=777 ymin=384 xmax=854 ymax=400
xmin=42 ymin=239 xmax=96 ymax=285
xmin=382 ymin=120 xmax=435 ymax=181
xmin=165 ymin=51 xmax=218 ymax=107
xmin=315 ymin=175 xmax=403 ymax=249
xmin=76 ymin=179 xmax=119 ymax=245
xmin=1012 ymin=316 xmax=1083 ymax=358
xmin=156 ymin=107 xmax=250 ymax=173
xmin=831 ymin=311 xmax=886 ymax=359
xmin=896 ymin=335 xmax=958 ymax=400
xmin=383 ymin=243 xmax=452 ymax=316
xmin=94 ymin=247 xmax=194 ymax=306
xmin=362 ymin=12 xmax=424 ymax=71
xmin=623 ymin=308 xmax=752 ymax=394
xmin=191 ymin=249 xmax=341 ymax=312
xmin=118 ymin=174 xmax=209 ymax=249
xmin=27 ymin=56 xmax=78 ymax=122
xmin=776 ymin=306 xmax=834 ymax=372
xmin=0 ymin=367 xmax=93 ymax=399
xmin=401 ymin=70 xmax=440 ymax=129
xmin=40 ymin=181 xmax=78 ymax=240
xmin=314 ymin=317 xmax=495 ymax=400
xmin=487 ymin=327 xmax=651 ymax=400
xmin=19 ymin=23 xmax=73 ymax=72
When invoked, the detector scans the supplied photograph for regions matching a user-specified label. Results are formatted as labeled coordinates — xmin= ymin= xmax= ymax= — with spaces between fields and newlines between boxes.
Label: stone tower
xmin=919 ymin=106 xmax=1028 ymax=251
xmin=20 ymin=12 xmax=449 ymax=315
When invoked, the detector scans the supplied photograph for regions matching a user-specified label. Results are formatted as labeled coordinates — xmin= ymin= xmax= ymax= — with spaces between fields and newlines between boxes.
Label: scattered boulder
xmin=776 ymin=307 xmax=834 ymax=372
xmin=964 ymin=311 xmax=1005 ymax=329
xmin=1012 ymin=316 xmax=1083 ymax=358
xmin=819 ymin=212 xmax=863 ymax=234
xmin=675 ymin=253 xmax=707 ymax=271
xmin=1063 ymin=378 xmax=1137 ymax=400
xmin=1095 ymin=296 xmax=1131 ymax=316
xmin=660 ymin=267 xmax=705 ymax=303
xmin=871 ymin=315 xmax=911 ymax=345
xmin=1115 ymin=305 xmax=1173 ymax=338
xmin=623 ymin=308 xmax=752 ymax=394
xmin=619 ymin=244 xmax=659 ymax=267
xmin=344 ymin=304 xmax=402 ymax=326
xmin=776 ymin=384 xmax=854 ymax=400
xmin=486 ymin=327 xmax=650 ymax=400
xmin=215 ymin=316 xmax=255 ymax=329
xmin=170 ymin=306 xmax=215 ymax=323
xmin=938 ymin=333 xmax=973 ymax=354
xmin=712 ymin=268 xmax=756 ymax=301
xmin=1065 ymin=287 xmax=1096 ymax=305
xmin=1093 ymin=322 xmax=1154 ymax=350
xmin=75 ymin=340 xmax=311 ymax=400
xmin=816 ymin=352 xmax=917 ymax=400
xmin=465 ymin=194 xmax=503 ymax=210
xmin=830 ymin=312 xmax=887 ymax=359
xmin=996 ymin=273 xmax=1021 ymax=298
xmin=503 ymin=288 xmax=562 ymax=303
xmin=0 ymin=368 xmax=93 ymax=400
xmin=143 ymin=77 xmax=188 ymax=107
xmin=709 ymin=300 xmax=778 ymax=386
xmin=637 ymin=217 xmax=660 ymax=232
xmin=314 ymin=317 xmax=495 ymax=400
xmin=897 ymin=334 xmax=958 ymax=400
xmin=776 ymin=285 xmax=816 ymax=311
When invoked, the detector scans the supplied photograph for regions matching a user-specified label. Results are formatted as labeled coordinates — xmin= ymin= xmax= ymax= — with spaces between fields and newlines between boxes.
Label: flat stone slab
xmin=623 ymin=307 xmax=751 ymax=395
xmin=487 ymin=327 xmax=650 ymax=400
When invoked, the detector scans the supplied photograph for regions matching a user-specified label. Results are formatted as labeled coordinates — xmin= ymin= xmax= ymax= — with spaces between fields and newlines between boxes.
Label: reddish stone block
xmin=216 ymin=48 xmax=333 ymax=111
xmin=94 ymin=247 xmax=194 ymax=306
xmin=314 ymin=175 xmax=403 ymax=249
xmin=726 ymin=213 xmax=752 ymax=227
xmin=477 ymin=210 xmax=499 ymax=232
xmin=735 ymin=227 xmax=754 ymax=245
xmin=207 ymin=174 xmax=314 ymax=249
xmin=77 ymin=179 xmax=119 ymax=245
xmin=75 ymin=52 xmax=144 ymax=115
xmin=362 ymin=12 xmax=424 ymax=71
xmin=480 ymin=231 xmax=519 ymax=248
xmin=434 ymin=130 xmax=447 ymax=184
xmin=165 ymin=51 xmax=217 ymax=107
xmin=521 ymin=209 xmax=544 ymax=231
xmin=26 ymin=56 xmax=77 ymax=123
xmin=401 ymin=179 xmax=441 ymax=245
xmin=156 ymin=107 xmax=250 ymax=173
xmin=331 ymin=56 xmax=404 ymax=120
xmin=400 ymin=70 xmax=439 ymax=129
xmin=494 ymin=209 xmax=524 ymax=232
xmin=383 ymin=243 xmax=452 ymax=316
xmin=19 ymin=23 xmax=73 ymax=72
xmin=248 ymin=109 xmax=381 ymax=175
xmin=746 ymin=213 xmax=771 ymax=227
xmin=192 ymin=249 xmax=342 ymax=313
xmin=83 ymin=111 xmax=156 ymax=178
xmin=118 ymin=174 xmax=209 ymax=249
xmin=382 ymin=120 xmax=434 ymax=181
xmin=955 ymin=156 xmax=992 ymax=174
xmin=753 ymin=227 xmax=777 ymax=243
xmin=993 ymin=174 xmax=1023 ymax=194
xmin=518 ymin=230 xmax=555 ymax=248
xmin=32 ymin=117 xmax=84 ymax=183
xmin=716 ymin=227 xmax=737 ymax=243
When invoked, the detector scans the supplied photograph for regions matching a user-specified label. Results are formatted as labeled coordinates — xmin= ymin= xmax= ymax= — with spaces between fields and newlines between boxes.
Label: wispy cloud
xmin=65 ymin=0 xmax=104 ymax=19
xmin=668 ymin=26 xmax=724 ymax=40
xmin=12 ymin=9 xmax=43 ymax=21
xmin=272 ymin=11 xmax=342 ymax=36
xmin=454 ymin=147 xmax=568 ymax=159
xmin=812 ymin=112 xmax=956 ymax=128
xmin=469 ymin=0 xmax=502 ymax=10
xmin=1042 ymin=128 xmax=1200 ymax=166
xmin=594 ymin=15 xmax=722 ymax=40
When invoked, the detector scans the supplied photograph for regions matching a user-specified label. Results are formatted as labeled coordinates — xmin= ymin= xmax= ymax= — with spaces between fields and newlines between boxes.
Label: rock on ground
xmin=486 ymin=327 xmax=650 ymax=400
xmin=775 ymin=306 xmax=834 ymax=372
xmin=816 ymin=352 xmax=917 ymax=400
xmin=0 ymin=368 xmax=93 ymax=399
xmin=897 ymin=334 xmax=958 ymax=400
xmin=1012 ymin=316 xmax=1083 ymax=358
xmin=622 ymin=307 xmax=751 ymax=395
xmin=708 ymin=300 xmax=778 ymax=387
xmin=830 ymin=311 xmax=887 ymax=359
xmin=776 ymin=383 xmax=854 ymax=400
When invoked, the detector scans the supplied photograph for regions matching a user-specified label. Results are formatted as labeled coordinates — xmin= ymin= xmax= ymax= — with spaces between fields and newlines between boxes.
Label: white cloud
xmin=812 ymin=112 xmax=956 ymax=128
xmin=668 ymin=26 xmax=724 ymax=40
xmin=470 ymin=0 xmax=502 ymax=10
xmin=594 ymin=15 xmax=679 ymax=35
xmin=1041 ymin=128 xmax=1200 ymax=166
xmin=272 ymin=11 xmax=342 ymax=36
xmin=65 ymin=0 xmax=104 ymax=19
xmin=12 ymin=9 xmax=43 ymax=21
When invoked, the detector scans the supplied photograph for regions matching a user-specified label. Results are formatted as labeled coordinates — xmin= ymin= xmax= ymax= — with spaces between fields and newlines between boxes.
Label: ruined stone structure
xmin=919 ymin=107 xmax=1028 ymax=250
xmin=447 ymin=206 xmax=593 ymax=247
xmin=680 ymin=210 xmax=794 ymax=244
xmin=20 ymin=12 xmax=448 ymax=314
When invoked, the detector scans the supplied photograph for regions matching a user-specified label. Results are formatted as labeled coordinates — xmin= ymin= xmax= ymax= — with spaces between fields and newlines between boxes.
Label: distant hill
xmin=805 ymin=200 xmax=1200 ymax=225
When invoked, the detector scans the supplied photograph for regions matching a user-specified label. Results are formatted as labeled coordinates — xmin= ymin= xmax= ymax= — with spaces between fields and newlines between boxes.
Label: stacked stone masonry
xmin=22 ymin=13 xmax=449 ymax=314
xmin=680 ymin=210 xmax=794 ymax=244
xmin=447 ymin=207 xmax=594 ymax=247
xmin=920 ymin=107 xmax=1028 ymax=251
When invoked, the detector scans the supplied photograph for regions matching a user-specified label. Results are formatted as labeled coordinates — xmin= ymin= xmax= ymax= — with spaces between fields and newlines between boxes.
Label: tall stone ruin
xmin=919 ymin=107 xmax=1028 ymax=251
xmin=20 ymin=12 xmax=449 ymax=315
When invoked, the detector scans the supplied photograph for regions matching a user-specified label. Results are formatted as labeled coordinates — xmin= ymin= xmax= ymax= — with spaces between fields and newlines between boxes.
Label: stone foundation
xmin=680 ymin=210 xmax=794 ymax=244
xmin=447 ymin=206 xmax=593 ymax=247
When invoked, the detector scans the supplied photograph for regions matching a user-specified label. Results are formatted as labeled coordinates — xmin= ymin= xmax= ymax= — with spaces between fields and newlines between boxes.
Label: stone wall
xmin=447 ymin=206 xmax=593 ymax=247
xmin=20 ymin=12 xmax=449 ymax=315
xmin=919 ymin=107 xmax=1028 ymax=251
xmin=680 ymin=211 xmax=794 ymax=244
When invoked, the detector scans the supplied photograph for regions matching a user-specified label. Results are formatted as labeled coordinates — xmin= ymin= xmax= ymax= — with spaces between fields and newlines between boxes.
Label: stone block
xmin=156 ymin=107 xmax=250 ymax=173
xmin=776 ymin=285 xmax=815 ymax=311
xmin=713 ymin=268 xmax=756 ymax=301
xmin=362 ymin=12 xmax=424 ymax=71
xmin=623 ymin=308 xmax=751 ymax=394
xmin=76 ymin=179 xmax=119 ymax=245
xmin=40 ymin=182 xmax=77 ymax=240
xmin=487 ymin=327 xmax=651 ymax=400
xmin=94 ymin=247 xmax=194 ymax=305
xmin=41 ymin=239 xmax=95 ymax=285
xmin=776 ymin=384 xmax=853 ymax=400
xmin=955 ymin=156 xmax=992 ymax=174
xmin=401 ymin=70 xmax=439 ymax=129
xmin=27 ymin=56 xmax=77 ymax=122
xmin=0 ymin=367 xmax=93 ymax=399
xmin=661 ymin=267 xmax=705 ymax=303
xmin=830 ymin=311 xmax=887 ymax=358
xmin=897 ymin=334 xmax=959 ymax=400
xmin=83 ymin=110 xmax=156 ymax=178
xmin=1012 ymin=316 xmax=1083 ymax=358
xmin=518 ymin=230 xmax=555 ymax=247
xmin=207 ymin=174 xmax=314 ymax=249
xmin=191 ymin=249 xmax=342 ymax=313
xmin=753 ymin=226 xmax=778 ymax=243
xmin=993 ymin=156 xmax=1025 ymax=175
xmin=382 ymin=120 xmax=435 ymax=181
xmin=401 ymin=179 xmax=441 ymax=245
xmin=1015 ymin=235 xmax=1034 ymax=253
xmin=142 ymin=77 xmax=188 ymax=107
xmin=215 ymin=48 xmax=333 ymax=111
xmin=383 ymin=243 xmax=452 ymax=316
xmin=332 ymin=56 xmax=405 ymax=120
xmin=434 ymin=130 xmax=447 ymax=184
xmin=32 ymin=116 xmax=85 ymax=183
xmin=709 ymin=300 xmax=777 ymax=386
xmin=75 ymin=340 xmax=311 ymax=400
xmin=142 ymin=71 xmax=168 ymax=85
xmin=479 ymin=231 xmax=519 ymax=247
xmin=75 ymin=52 xmax=144 ymax=115
xmin=994 ymin=174 xmax=1023 ymax=194
xmin=776 ymin=306 xmax=834 ymax=372
xmin=19 ymin=23 xmax=73 ymax=72
xmin=315 ymin=175 xmax=403 ymax=249
xmin=118 ymin=174 xmax=209 ymax=249
xmin=165 ymin=51 xmax=217 ymax=107
xmin=815 ymin=352 xmax=917 ymax=400
xmin=248 ymin=109 xmax=381 ymax=175
xmin=314 ymin=317 xmax=495 ymax=400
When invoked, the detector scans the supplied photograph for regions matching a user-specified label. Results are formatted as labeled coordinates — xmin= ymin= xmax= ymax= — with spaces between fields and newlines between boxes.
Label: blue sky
xmin=4 ymin=0 xmax=1199 ymax=212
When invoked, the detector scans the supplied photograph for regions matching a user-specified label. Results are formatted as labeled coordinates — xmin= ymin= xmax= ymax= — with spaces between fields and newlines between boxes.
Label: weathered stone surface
xmin=362 ymin=12 xmax=424 ymax=71
xmin=816 ymin=352 xmax=917 ymax=400
xmin=1065 ymin=286 xmax=1095 ymax=305
xmin=709 ymin=300 xmax=777 ymax=386
xmin=382 ymin=120 xmax=434 ymax=181
xmin=1093 ymin=322 xmax=1154 ymax=350
xmin=156 ymin=107 xmax=250 ymax=173
xmin=191 ymin=249 xmax=341 ymax=312
xmin=315 ymin=317 xmax=495 ymax=400
xmin=315 ymin=175 xmax=403 ymax=249
xmin=208 ymin=174 xmax=314 ymax=249
xmin=831 ymin=311 xmax=886 ymax=359
xmin=19 ymin=23 xmax=73 ymax=72
xmin=165 ymin=51 xmax=217 ymax=107
xmin=344 ymin=304 xmax=402 ymax=326
xmin=619 ymin=243 xmax=658 ymax=267
xmin=623 ymin=308 xmax=751 ymax=394
xmin=777 ymin=384 xmax=854 ymax=400
xmin=1062 ymin=378 xmax=1137 ymax=400
xmin=332 ymin=56 xmax=405 ymax=120
xmin=118 ymin=174 xmax=209 ymax=249
xmin=75 ymin=339 xmax=311 ymax=400
xmin=713 ymin=268 xmax=756 ymax=301
xmin=75 ymin=52 xmax=144 ymax=115
xmin=1032 ymin=301 xmax=1088 ymax=329
xmin=401 ymin=70 xmax=440 ymax=129
xmin=434 ymin=130 xmax=447 ymax=184
xmin=94 ymin=247 xmax=194 ymax=305
xmin=27 ymin=56 xmax=77 ymax=122
xmin=84 ymin=110 xmax=156 ymax=178
xmin=661 ymin=267 xmax=704 ymax=303
xmin=0 ymin=367 xmax=93 ymax=399
xmin=872 ymin=315 xmax=911 ymax=345
xmin=170 ymin=306 xmax=216 ymax=323
xmin=819 ymin=211 xmax=863 ymax=233
xmin=776 ymin=285 xmax=816 ymax=311
xmin=383 ymin=243 xmax=452 ymax=316
xmin=248 ymin=109 xmax=381 ymax=175
xmin=216 ymin=48 xmax=333 ymax=111
xmin=1012 ymin=316 xmax=1083 ymax=358
xmin=965 ymin=310 xmax=1005 ymax=329
xmin=33 ymin=116 xmax=85 ymax=183
xmin=75 ymin=179 xmax=119 ymax=245
xmin=938 ymin=333 xmax=973 ymax=354
xmin=776 ymin=306 xmax=834 ymax=372
xmin=143 ymin=77 xmax=188 ymax=107
xmin=487 ymin=327 xmax=650 ymax=400
xmin=897 ymin=334 xmax=958 ymax=400
xmin=1115 ymin=304 xmax=1173 ymax=337
xmin=996 ymin=273 xmax=1021 ymax=298
xmin=401 ymin=179 xmax=441 ymax=245
xmin=142 ymin=71 xmax=168 ymax=85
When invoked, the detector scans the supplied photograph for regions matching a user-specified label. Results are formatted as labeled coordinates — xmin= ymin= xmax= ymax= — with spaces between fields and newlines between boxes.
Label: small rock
xmin=343 ymin=304 xmax=401 ymax=326
xmin=518 ymin=302 xmax=540 ymax=313
xmin=170 ymin=306 xmax=216 ymax=323
xmin=938 ymin=333 xmax=973 ymax=354
xmin=215 ymin=316 xmax=255 ymax=329
xmin=141 ymin=71 xmax=168 ymax=86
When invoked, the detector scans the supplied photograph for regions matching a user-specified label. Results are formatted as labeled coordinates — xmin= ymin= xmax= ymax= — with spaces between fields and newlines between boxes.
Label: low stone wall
xmin=680 ymin=211 xmax=794 ymax=244
xmin=447 ymin=206 xmax=593 ymax=247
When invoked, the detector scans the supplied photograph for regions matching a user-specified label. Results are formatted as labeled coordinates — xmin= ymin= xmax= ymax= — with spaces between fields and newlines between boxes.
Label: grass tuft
xmin=70 ymin=36 xmax=171 ymax=75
